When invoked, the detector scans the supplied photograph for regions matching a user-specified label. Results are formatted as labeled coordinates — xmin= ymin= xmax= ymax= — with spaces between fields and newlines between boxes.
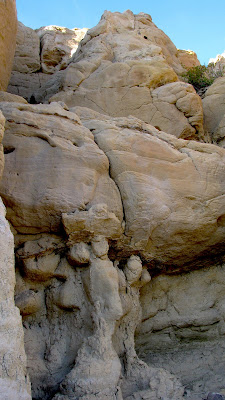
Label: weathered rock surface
xmin=177 ymin=49 xmax=200 ymax=69
xmin=32 ymin=11 xmax=206 ymax=141
xmin=12 ymin=22 xmax=41 ymax=74
xmin=0 ymin=101 xmax=123 ymax=233
xmin=37 ymin=25 xmax=88 ymax=74
xmin=7 ymin=22 xmax=87 ymax=101
xmin=0 ymin=90 xmax=28 ymax=103
xmin=0 ymin=112 xmax=31 ymax=400
xmin=203 ymin=76 xmax=225 ymax=147
xmin=0 ymin=99 xmax=224 ymax=399
xmin=136 ymin=262 xmax=225 ymax=399
xmin=74 ymin=106 xmax=225 ymax=266
xmin=2 ymin=9 xmax=225 ymax=400
xmin=0 ymin=0 xmax=17 ymax=91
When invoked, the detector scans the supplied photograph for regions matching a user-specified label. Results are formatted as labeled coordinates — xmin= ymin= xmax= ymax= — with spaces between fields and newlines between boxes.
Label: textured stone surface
xmin=7 ymin=23 xmax=87 ymax=101
xmin=2 ymin=10 xmax=225 ymax=400
xmin=203 ymin=76 xmax=225 ymax=147
xmin=74 ymin=106 xmax=225 ymax=266
xmin=31 ymin=11 xmax=206 ymax=141
xmin=0 ymin=0 xmax=17 ymax=91
xmin=0 ymin=90 xmax=28 ymax=103
xmin=37 ymin=25 xmax=88 ymax=74
xmin=136 ymin=262 xmax=225 ymax=399
xmin=8 ymin=70 xmax=50 ymax=101
xmin=177 ymin=49 xmax=200 ymax=69
xmin=0 ymin=102 xmax=123 ymax=233
xmin=12 ymin=22 xmax=40 ymax=74
xmin=0 ymin=112 xmax=31 ymax=399
xmin=0 ymin=200 xmax=31 ymax=400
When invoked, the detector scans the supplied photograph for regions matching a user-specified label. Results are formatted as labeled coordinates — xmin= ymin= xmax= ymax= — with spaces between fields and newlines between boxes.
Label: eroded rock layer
xmin=1 ymin=9 xmax=225 ymax=400
xmin=0 ymin=97 xmax=224 ymax=399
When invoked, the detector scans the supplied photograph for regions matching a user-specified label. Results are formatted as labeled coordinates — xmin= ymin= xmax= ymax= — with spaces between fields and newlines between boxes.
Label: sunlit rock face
xmin=1 ymin=9 xmax=225 ymax=400
xmin=30 ymin=10 xmax=207 ymax=142
xmin=177 ymin=49 xmax=200 ymax=69
xmin=0 ymin=0 xmax=17 ymax=91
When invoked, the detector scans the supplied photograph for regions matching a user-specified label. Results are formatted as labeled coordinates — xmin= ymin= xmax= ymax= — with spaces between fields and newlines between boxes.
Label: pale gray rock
xmin=0 ymin=198 xmax=31 ymax=400
xmin=8 ymin=71 xmax=49 ymax=102
xmin=12 ymin=22 xmax=41 ymax=73
xmin=136 ymin=262 xmax=225 ymax=399
xmin=203 ymin=76 xmax=225 ymax=147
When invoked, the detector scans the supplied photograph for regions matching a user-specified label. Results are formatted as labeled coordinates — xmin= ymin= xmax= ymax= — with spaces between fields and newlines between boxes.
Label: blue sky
xmin=16 ymin=0 xmax=225 ymax=65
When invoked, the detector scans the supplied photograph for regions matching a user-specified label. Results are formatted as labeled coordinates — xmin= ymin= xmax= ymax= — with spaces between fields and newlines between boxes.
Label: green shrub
xmin=182 ymin=63 xmax=224 ymax=92
xmin=183 ymin=65 xmax=213 ymax=91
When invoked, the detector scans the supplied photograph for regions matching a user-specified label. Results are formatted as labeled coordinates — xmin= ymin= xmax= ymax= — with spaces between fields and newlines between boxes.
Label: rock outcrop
xmin=0 ymin=98 xmax=224 ymax=399
xmin=32 ymin=11 xmax=208 ymax=141
xmin=0 ymin=0 xmax=17 ymax=91
xmin=136 ymin=262 xmax=225 ymax=400
xmin=37 ymin=25 xmax=88 ymax=74
xmin=203 ymin=76 xmax=225 ymax=147
xmin=1 ymin=9 xmax=225 ymax=400
xmin=7 ymin=22 xmax=87 ymax=101
xmin=0 ymin=111 xmax=31 ymax=400
xmin=177 ymin=49 xmax=200 ymax=69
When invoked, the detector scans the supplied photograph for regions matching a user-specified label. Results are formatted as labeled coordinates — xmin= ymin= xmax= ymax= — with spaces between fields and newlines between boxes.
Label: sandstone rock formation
xmin=0 ymin=111 xmax=31 ymax=400
xmin=203 ymin=76 xmax=225 ymax=147
xmin=37 ymin=25 xmax=88 ymax=74
xmin=1 ymin=9 xmax=225 ymax=400
xmin=0 ymin=97 xmax=224 ymax=399
xmin=0 ymin=0 xmax=17 ymax=91
xmin=32 ymin=11 xmax=208 ymax=141
xmin=7 ymin=22 xmax=87 ymax=101
xmin=136 ymin=262 xmax=225 ymax=399
xmin=177 ymin=49 xmax=200 ymax=69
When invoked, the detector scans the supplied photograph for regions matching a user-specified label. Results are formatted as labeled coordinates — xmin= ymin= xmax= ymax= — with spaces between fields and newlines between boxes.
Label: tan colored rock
xmin=0 ymin=0 xmax=17 ymax=91
xmin=0 ymin=102 xmax=123 ymax=233
xmin=12 ymin=22 xmax=40 ymax=73
xmin=62 ymin=203 xmax=124 ymax=243
xmin=151 ymin=81 xmax=205 ymax=140
xmin=31 ymin=11 xmax=210 ymax=141
xmin=203 ymin=76 xmax=225 ymax=147
xmin=37 ymin=25 xmax=88 ymax=74
xmin=74 ymin=106 xmax=225 ymax=266
xmin=0 ymin=198 xmax=31 ymax=400
xmin=0 ymin=110 xmax=5 ymax=178
xmin=0 ymin=91 xmax=27 ymax=103
xmin=177 ymin=49 xmax=200 ymax=69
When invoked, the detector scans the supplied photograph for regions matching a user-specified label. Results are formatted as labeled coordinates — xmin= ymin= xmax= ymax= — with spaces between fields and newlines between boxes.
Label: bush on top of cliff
xmin=183 ymin=63 xmax=224 ymax=92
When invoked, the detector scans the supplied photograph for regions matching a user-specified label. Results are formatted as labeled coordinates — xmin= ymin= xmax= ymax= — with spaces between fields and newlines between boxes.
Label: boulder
xmin=0 ymin=0 xmax=17 ymax=91
xmin=177 ymin=49 xmax=200 ymax=69
xmin=32 ymin=11 xmax=206 ymax=140
xmin=74 ymin=106 xmax=225 ymax=266
xmin=37 ymin=25 xmax=88 ymax=74
xmin=0 ymin=102 xmax=123 ymax=234
xmin=203 ymin=76 xmax=225 ymax=147
xmin=29 ymin=11 xmax=208 ymax=140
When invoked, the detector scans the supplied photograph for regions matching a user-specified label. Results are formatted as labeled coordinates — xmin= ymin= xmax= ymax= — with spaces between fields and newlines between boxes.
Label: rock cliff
xmin=0 ymin=0 xmax=17 ymax=91
xmin=1 ymin=8 xmax=225 ymax=400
